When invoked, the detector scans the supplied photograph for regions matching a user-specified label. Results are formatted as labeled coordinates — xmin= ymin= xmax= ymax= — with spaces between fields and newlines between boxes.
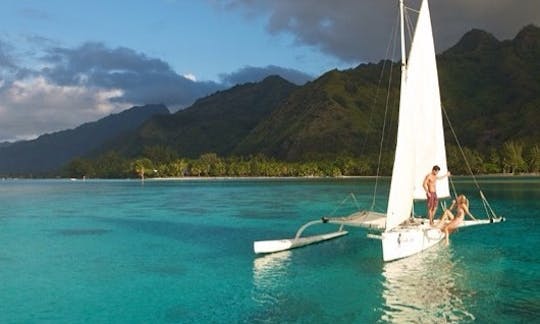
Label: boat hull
xmin=382 ymin=225 xmax=444 ymax=262
xmin=253 ymin=231 xmax=348 ymax=254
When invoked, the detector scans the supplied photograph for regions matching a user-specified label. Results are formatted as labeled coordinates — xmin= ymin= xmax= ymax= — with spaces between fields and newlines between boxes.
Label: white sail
xmin=386 ymin=0 xmax=449 ymax=231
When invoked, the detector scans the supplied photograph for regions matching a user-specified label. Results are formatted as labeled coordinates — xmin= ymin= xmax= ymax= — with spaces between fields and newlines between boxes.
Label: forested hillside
xmin=0 ymin=104 xmax=169 ymax=176
xmin=7 ymin=25 xmax=540 ymax=178
xmin=68 ymin=25 xmax=540 ymax=178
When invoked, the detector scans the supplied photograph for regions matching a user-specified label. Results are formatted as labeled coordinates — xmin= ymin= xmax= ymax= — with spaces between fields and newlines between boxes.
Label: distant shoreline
xmin=2 ymin=173 xmax=539 ymax=181
xmin=138 ymin=173 xmax=540 ymax=181
xmin=145 ymin=175 xmax=380 ymax=181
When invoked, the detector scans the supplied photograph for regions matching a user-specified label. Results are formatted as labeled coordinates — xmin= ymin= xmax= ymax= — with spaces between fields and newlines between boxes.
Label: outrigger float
xmin=253 ymin=211 xmax=504 ymax=255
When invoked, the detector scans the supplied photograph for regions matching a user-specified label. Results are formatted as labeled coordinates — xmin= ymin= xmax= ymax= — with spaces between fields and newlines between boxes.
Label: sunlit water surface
xmin=0 ymin=177 xmax=538 ymax=323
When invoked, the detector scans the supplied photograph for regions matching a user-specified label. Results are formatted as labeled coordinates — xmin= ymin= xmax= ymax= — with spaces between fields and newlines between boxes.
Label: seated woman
xmin=438 ymin=199 xmax=458 ymax=224
xmin=439 ymin=195 xmax=474 ymax=244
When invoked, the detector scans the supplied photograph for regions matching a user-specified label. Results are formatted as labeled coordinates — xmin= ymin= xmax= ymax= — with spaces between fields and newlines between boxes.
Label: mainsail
xmin=385 ymin=0 xmax=449 ymax=231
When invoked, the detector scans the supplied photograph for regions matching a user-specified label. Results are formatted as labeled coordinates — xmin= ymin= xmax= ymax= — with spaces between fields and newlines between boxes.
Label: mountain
xmin=0 ymin=104 xmax=169 ymax=176
xmin=233 ymin=64 xmax=393 ymax=160
xmin=103 ymin=75 xmax=298 ymax=158
xmin=235 ymin=26 xmax=540 ymax=161
xmin=90 ymin=25 xmax=540 ymax=164
xmin=438 ymin=25 xmax=540 ymax=149
xmin=4 ymin=25 xmax=540 ymax=176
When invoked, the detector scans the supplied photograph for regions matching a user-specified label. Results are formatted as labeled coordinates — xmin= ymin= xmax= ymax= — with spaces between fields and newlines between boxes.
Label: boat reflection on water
xmin=252 ymin=251 xmax=292 ymax=306
xmin=380 ymin=244 xmax=475 ymax=322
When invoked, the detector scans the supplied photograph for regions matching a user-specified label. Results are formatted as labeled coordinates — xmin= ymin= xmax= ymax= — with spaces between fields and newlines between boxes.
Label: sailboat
xmin=253 ymin=0 xmax=504 ymax=261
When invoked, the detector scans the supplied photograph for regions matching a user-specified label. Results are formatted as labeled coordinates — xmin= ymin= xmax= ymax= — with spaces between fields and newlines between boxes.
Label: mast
xmin=386 ymin=0 xmax=449 ymax=231
xmin=399 ymin=0 xmax=406 ymax=71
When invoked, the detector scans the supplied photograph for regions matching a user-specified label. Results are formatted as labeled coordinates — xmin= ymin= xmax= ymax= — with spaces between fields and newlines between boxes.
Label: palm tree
xmin=133 ymin=158 xmax=153 ymax=180
xmin=501 ymin=141 xmax=526 ymax=174
xmin=526 ymin=145 xmax=540 ymax=173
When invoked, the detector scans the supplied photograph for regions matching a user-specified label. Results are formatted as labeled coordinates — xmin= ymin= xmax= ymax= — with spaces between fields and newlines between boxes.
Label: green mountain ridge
xmin=233 ymin=65 xmax=393 ymax=160
xmin=74 ymin=24 xmax=540 ymax=175
xmin=0 ymin=104 xmax=169 ymax=175
xmin=226 ymin=25 xmax=540 ymax=163
xmin=101 ymin=75 xmax=299 ymax=159
xmin=438 ymin=24 xmax=540 ymax=149
xmin=2 ymin=25 xmax=539 ymax=177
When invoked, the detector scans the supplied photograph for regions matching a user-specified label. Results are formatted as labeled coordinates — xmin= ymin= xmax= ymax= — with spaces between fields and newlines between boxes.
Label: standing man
xmin=423 ymin=165 xmax=450 ymax=225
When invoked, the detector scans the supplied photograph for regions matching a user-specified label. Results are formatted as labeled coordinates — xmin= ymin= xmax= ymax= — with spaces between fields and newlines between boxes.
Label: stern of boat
xmin=382 ymin=225 xmax=444 ymax=262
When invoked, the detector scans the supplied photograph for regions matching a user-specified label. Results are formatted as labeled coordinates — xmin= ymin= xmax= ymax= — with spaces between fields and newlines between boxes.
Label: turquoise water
xmin=0 ymin=177 xmax=538 ymax=323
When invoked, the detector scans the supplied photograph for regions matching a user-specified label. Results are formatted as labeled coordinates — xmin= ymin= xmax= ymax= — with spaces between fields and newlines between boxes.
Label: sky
xmin=0 ymin=0 xmax=538 ymax=142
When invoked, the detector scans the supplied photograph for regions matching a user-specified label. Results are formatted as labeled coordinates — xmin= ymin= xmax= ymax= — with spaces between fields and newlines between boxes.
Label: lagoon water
xmin=0 ymin=177 xmax=538 ymax=323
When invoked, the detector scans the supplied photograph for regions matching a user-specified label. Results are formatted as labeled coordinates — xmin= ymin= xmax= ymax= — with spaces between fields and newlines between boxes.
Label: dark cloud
xmin=219 ymin=0 xmax=540 ymax=63
xmin=40 ymin=42 xmax=223 ymax=110
xmin=39 ymin=42 xmax=314 ymax=109
xmin=219 ymin=65 xmax=313 ymax=86
xmin=0 ymin=40 xmax=35 ymax=87
xmin=0 ymin=40 xmax=18 ymax=71
xmin=0 ymin=39 xmax=317 ymax=141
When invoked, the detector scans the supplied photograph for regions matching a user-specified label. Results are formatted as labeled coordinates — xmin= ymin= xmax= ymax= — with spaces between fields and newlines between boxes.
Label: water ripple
xmin=380 ymin=245 xmax=475 ymax=323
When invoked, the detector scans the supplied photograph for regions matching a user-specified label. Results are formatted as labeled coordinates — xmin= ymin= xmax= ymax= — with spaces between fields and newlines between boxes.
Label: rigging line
xmin=404 ymin=6 xmax=420 ymax=14
xmin=350 ymin=192 xmax=361 ymax=210
xmin=328 ymin=193 xmax=357 ymax=216
xmin=404 ymin=5 xmax=415 ymax=49
xmin=448 ymin=175 xmax=458 ymax=198
xmin=480 ymin=190 xmax=498 ymax=218
xmin=479 ymin=192 xmax=492 ymax=219
xmin=370 ymin=9 xmax=400 ymax=210
xmin=441 ymin=103 xmax=499 ymax=219
xmin=441 ymin=103 xmax=480 ymax=189
xmin=359 ymin=16 xmax=395 ymax=157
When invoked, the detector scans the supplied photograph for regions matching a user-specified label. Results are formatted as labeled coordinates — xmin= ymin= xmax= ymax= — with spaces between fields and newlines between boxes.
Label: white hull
xmin=381 ymin=216 xmax=505 ymax=261
xmin=253 ymin=230 xmax=348 ymax=254
xmin=254 ymin=216 xmax=504 ymax=257
xmin=382 ymin=225 xmax=444 ymax=262
xmin=459 ymin=217 xmax=505 ymax=227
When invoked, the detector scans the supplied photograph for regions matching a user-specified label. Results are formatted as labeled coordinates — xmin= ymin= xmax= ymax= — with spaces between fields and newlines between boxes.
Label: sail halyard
xmin=385 ymin=0 xmax=449 ymax=232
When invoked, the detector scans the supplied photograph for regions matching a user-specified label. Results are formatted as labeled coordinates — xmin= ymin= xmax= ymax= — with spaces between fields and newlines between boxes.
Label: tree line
xmin=63 ymin=141 xmax=539 ymax=179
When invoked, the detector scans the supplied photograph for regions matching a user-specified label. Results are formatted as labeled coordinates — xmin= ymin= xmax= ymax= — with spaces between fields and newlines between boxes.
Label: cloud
xmin=0 ymin=39 xmax=316 ymax=142
xmin=40 ymin=42 xmax=223 ymax=110
xmin=183 ymin=73 xmax=197 ymax=82
xmin=218 ymin=0 xmax=540 ymax=63
xmin=0 ymin=40 xmax=18 ymax=71
xmin=0 ymin=40 xmax=228 ymax=141
xmin=219 ymin=65 xmax=313 ymax=86
xmin=0 ymin=76 xmax=127 ymax=141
